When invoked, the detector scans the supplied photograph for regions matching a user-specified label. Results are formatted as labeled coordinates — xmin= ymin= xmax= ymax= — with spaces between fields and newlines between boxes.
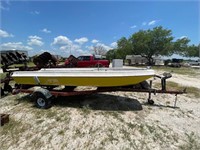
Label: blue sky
xmin=0 ymin=0 xmax=199 ymax=57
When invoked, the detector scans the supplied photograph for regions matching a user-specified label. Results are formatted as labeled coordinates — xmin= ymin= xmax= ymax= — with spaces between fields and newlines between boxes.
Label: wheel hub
xmin=37 ymin=98 xmax=45 ymax=107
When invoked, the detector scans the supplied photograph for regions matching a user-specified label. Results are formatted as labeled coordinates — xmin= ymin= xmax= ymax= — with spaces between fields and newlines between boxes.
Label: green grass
xmin=8 ymin=62 xmax=35 ymax=68
xmin=186 ymin=86 xmax=200 ymax=98
xmin=80 ymin=104 xmax=91 ymax=116
xmin=154 ymin=81 xmax=200 ymax=98
xmin=166 ymin=81 xmax=200 ymax=98
xmin=152 ymin=66 xmax=200 ymax=76
xmin=179 ymin=132 xmax=200 ymax=150
xmin=0 ymin=118 xmax=31 ymax=149
xmin=58 ymin=130 xmax=65 ymax=136
xmin=0 ymin=72 xmax=8 ymax=80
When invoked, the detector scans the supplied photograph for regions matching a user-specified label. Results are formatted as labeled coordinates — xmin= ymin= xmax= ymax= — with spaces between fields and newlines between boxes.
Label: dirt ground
xmin=0 ymin=67 xmax=200 ymax=150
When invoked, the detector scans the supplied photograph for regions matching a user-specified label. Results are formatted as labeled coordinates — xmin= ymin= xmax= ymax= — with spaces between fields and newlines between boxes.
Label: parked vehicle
xmin=189 ymin=59 xmax=200 ymax=66
xmin=168 ymin=58 xmax=183 ymax=68
xmin=65 ymin=55 xmax=110 ymax=68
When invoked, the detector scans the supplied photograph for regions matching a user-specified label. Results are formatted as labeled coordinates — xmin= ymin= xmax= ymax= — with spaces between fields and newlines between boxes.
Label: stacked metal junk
xmin=1 ymin=50 xmax=28 ymax=96
xmin=0 ymin=51 xmax=59 ymax=96
xmin=1 ymin=50 xmax=28 ymax=68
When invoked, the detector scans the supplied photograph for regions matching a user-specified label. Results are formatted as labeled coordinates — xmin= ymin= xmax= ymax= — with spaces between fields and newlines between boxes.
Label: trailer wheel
xmin=34 ymin=92 xmax=52 ymax=109
xmin=148 ymin=99 xmax=154 ymax=105
xmin=4 ymin=84 xmax=12 ymax=93
xmin=1 ymin=88 xmax=5 ymax=96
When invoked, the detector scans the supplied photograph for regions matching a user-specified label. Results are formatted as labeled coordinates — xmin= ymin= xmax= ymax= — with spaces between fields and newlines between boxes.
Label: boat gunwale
xmin=12 ymin=68 xmax=155 ymax=77
xmin=12 ymin=72 xmax=155 ymax=77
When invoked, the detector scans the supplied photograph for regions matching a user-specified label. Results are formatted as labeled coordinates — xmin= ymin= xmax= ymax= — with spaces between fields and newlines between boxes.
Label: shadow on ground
xmin=15 ymin=93 xmax=143 ymax=111
xmin=53 ymin=94 xmax=143 ymax=111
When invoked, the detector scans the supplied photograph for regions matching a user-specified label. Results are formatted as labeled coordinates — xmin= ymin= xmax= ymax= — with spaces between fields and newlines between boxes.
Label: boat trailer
xmin=12 ymin=73 xmax=186 ymax=109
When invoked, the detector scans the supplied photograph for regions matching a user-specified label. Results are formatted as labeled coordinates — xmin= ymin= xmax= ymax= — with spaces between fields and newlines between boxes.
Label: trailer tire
xmin=140 ymin=81 xmax=150 ymax=89
xmin=1 ymin=88 xmax=5 ymax=96
xmin=4 ymin=84 xmax=12 ymax=93
xmin=34 ymin=92 xmax=52 ymax=109
xmin=148 ymin=99 xmax=154 ymax=105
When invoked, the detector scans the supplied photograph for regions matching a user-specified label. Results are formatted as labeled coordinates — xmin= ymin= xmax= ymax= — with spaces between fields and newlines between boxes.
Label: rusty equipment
xmin=64 ymin=55 xmax=78 ymax=67
xmin=33 ymin=52 xmax=58 ymax=69
xmin=1 ymin=50 xmax=28 ymax=72
xmin=1 ymin=50 xmax=29 ymax=96
xmin=0 ymin=51 xmax=59 ymax=96
xmin=0 ymin=114 xmax=10 ymax=126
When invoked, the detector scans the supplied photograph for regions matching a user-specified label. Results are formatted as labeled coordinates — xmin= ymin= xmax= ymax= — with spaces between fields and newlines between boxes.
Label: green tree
xmin=106 ymin=37 xmax=133 ymax=60
xmin=106 ymin=49 xmax=116 ymax=60
xmin=173 ymin=37 xmax=190 ymax=56
xmin=184 ymin=44 xmax=199 ymax=57
xmin=116 ymin=37 xmax=133 ymax=59
xmin=106 ymin=26 xmax=193 ymax=64
xmin=130 ymin=26 xmax=175 ymax=65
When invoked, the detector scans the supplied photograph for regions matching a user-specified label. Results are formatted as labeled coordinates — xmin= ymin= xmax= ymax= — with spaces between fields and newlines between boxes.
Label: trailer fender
xmin=32 ymin=88 xmax=52 ymax=99
xmin=32 ymin=88 xmax=53 ymax=109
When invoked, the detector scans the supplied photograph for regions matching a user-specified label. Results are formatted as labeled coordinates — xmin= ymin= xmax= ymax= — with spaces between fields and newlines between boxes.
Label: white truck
xmin=189 ymin=59 xmax=200 ymax=66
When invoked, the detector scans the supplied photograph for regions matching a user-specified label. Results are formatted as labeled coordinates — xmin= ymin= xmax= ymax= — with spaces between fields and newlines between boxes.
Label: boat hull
xmin=13 ymin=75 xmax=153 ymax=87
xmin=12 ymin=68 xmax=155 ymax=87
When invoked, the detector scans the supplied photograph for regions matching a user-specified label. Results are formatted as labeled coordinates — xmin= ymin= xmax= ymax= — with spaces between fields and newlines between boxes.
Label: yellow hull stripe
xmin=13 ymin=76 xmax=153 ymax=87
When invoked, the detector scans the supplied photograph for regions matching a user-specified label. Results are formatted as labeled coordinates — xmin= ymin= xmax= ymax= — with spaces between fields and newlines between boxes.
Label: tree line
xmin=106 ymin=26 xmax=199 ymax=65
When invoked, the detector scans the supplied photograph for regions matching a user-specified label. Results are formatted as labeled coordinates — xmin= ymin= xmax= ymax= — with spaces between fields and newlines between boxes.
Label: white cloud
xmin=74 ymin=37 xmax=89 ymax=45
xmin=52 ymin=35 xmax=72 ymax=45
xmin=59 ymin=44 xmax=90 ymax=57
xmin=87 ymin=42 xmax=114 ymax=53
xmin=41 ymin=28 xmax=51 ymax=33
xmin=142 ymin=20 xmax=158 ymax=26
xmin=28 ymin=35 xmax=42 ymax=40
xmin=31 ymin=11 xmax=40 ymax=15
xmin=142 ymin=22 xmax=147 ymax=26
xmin=0 ymin=29 xmax=14 ymax=38
xmin=96 ymin=43 xmax=112 ymax=51
xmin=51 ymin=36 xmax=89 ymax=57
xmin=130 ymin=25 xmax=137 ymax=29
xmin=85 ymin=45 xmax=94 ymax=51
xmin=179 ymin=36 xmax=187 ymax=39
xmin=91 ymin=39 xmax=99 ymax=44
xmin=110 ymin=42 xmax=117 ymax=48
xmin=0 ymin=42 xmax=33 ymax=50
xmin=28 ymin=35 xmax=44 ymax=46
xmin=148 ymin=20 xmax=157 ymax=25
xmin=60 ymin=44 xmax=80 ymax=51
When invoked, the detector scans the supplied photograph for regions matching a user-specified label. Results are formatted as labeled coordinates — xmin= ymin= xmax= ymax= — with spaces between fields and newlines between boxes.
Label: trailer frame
xmin=13 ymin=75 xmax=186 ymax=109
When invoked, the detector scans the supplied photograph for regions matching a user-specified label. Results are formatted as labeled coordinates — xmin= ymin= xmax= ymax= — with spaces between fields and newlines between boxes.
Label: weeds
xmin=179 ymin=132 xmax=200 ymax=150
xmin=127 ymin=122 xmax=137 ymax=129
xmin=107 ymin=128 xmax=118 ymax=143
xmin=167 ymin=81 xmax=200 ymax=98
xmin=0 ymin=118 xmax=30 ymax=148
xmin=152 ymin=66 xmax=200 ymax=77
xmin=155 ymin=81 xmax=200 ymax=98
xmin=45 ymin=109 xmax=57 ymax=118
xmin=80 ymin=104 xmax=91 ymax=116
xmin=186 ymin=86 xmax=200 ymax=98
xmin=58 ymin=130 xmax=65 ymax=136
xmin=29 ymin=137 xmax=44 ymax=149
xmin=36 ymin=119 xmax=44 ymax=124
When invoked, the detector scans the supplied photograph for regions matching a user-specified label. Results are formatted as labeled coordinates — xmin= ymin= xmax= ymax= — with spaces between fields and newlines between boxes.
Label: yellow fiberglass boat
xmin=11 ymin=68 xmax=155 ymax=87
